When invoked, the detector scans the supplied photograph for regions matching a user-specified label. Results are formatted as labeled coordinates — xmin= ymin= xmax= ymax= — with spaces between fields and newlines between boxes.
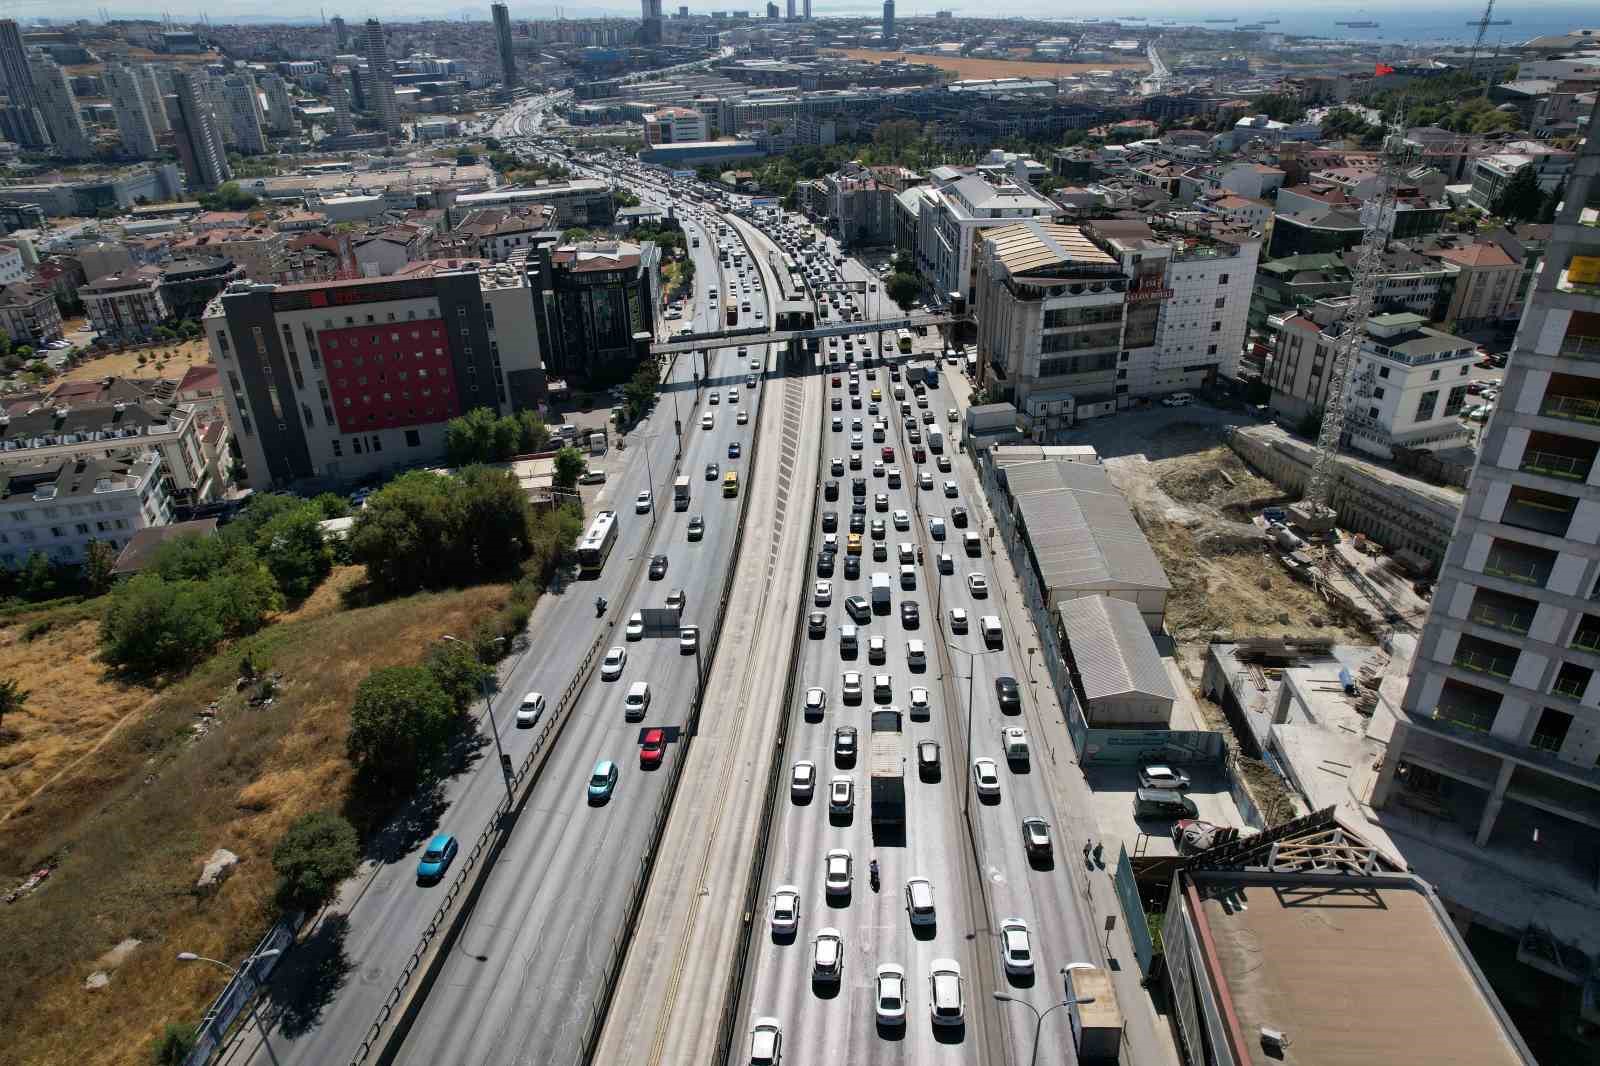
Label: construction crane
xmin=1465 ymin=0 xmax=1512 ymax=94
xmin=1292 ymin=114 xmax=1414 ymax=536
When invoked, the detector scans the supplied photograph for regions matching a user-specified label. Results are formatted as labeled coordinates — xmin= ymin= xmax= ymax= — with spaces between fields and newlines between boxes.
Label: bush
xmin=149 ymin=1022 xmax=198 ymax=1065
xmin=256 ymin=505 xmax=333 ymax=601
xmin=313 ymin=492 xmax=352 ymax=520
xmin=423 ymin=637 xmax=494 ymax=711
xmin=444 ymin=407 xmax=551 ymax=465
xmin=553 ymin=446 xmax=586 ymax=489
xmin=347 ymin=665 xmax=456 ymax=791
xmin=272 ymin=810 xmax=360 ymax=914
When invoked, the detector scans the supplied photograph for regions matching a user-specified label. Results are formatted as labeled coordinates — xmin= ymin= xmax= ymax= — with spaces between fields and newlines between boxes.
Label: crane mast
xmin=1294 ymin=120 xmax=1413 ymax=531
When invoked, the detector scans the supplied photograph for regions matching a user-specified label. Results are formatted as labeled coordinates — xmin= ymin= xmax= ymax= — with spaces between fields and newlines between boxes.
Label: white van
xmin=905 ymin=876 xmax=936 ymax=926
xmin=624 ymin=681 xmax=651 ymax=720
xmin=1162 ymin=391 xmax=1194 ymax=407
xmin=980 ymin=615 xmax=1003 ymax=648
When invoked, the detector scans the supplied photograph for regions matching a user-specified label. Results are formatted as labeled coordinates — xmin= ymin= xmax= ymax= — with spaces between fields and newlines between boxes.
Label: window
xmin=405 ymin=429 xmax=421 ymax=447
xmin=1378 ymin=366 xmax=1390 ymax=379
xmin=1444 ymin=385 xmax=1468 ymax=417
xmin=353 ymin=437 xmax=363 ymax=454
xmin=1218 ymin=273 xmax=1229 ymax=284
xmin=1430 ymin=368 xmax=1441 ymax=382
xmin=1207 ymin=344 xmax=1217 ymax=355
xmin=1415 ymin=389 xmax=1439 ymax=422
xmin=1373 ymin=387 xmax=1385 ymax=400
xmin=1368 ymin=407 xmax=1380 ymax=419
xmin=1210 ymin=322 xmax=1221 ymax=333
xmin=1214 ymin=297 xmax=1226 ymax=309
xmin=75 ymin=523 xmax=89 ymax=534
xmin=370 ymin=435 xmax=382 ymax=453
xmin=1530 ymin=707 xmax=1573 ymax=753
xmin=332 ymin=439 xmax=342 ymax=457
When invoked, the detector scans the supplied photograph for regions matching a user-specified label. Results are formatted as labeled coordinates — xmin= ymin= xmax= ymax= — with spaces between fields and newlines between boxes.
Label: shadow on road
xmin=269 ymin=914 xmax=353 ymax=1039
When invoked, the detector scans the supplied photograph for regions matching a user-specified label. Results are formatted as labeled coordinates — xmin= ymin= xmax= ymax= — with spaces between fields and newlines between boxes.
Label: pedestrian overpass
xmin=649 ymin=309 xmax=972 ymax=364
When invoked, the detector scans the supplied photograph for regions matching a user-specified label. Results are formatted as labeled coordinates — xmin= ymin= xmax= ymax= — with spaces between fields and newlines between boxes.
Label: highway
xmin=389 ymin=189 xmax=777 ymax=1066
xmin=734 ymin=224 xmax=1102 ymax=1064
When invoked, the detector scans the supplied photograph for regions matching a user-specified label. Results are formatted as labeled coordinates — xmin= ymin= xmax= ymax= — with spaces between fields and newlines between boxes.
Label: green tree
xmin=197 ymin=181 xmax=259 ymax=212
xmin=271 ymin=810 xmax=360 ymax=914
xmin=515 ymin=409 xmax=551 ymax=454
xmin=423 ymin=637 xmax=494 ymax=712
xmin=1492 ymin=165 xmax=1544 ymax=223
xmin=19 ymin=551 xmax=54 ymax=600
xmin=349 ymin=471 xmax=459 ymax=596
xmin=553 ymin=445 xmax=586 ymax=489
xmin=0 ymin=677 xmax=29 ymax=734
xmin=149 ymin=1022 xmax=198 ymax=1065
xmin=346 ymin=665 xmax=456 ymax=791
xmin=562 ymin=227 xmax=592 ymax=243
xmin=444 ymin=406 xmax=506 ymax=465
xmin=885 ymin=272 xmax=921 ymax=311
xmin=83 ymin=539 xmax=117 ymax=595
xmin=100 ymin=575 xmax=226 ymax=673
xmin=256 ymin=505 xmax=333 ymax=601
xmin=313 ymin=491 xmax=352 ymax=520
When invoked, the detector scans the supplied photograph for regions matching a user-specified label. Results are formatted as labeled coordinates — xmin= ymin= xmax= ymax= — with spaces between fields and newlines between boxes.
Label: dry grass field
xmin=0 ymin=575 xmax=511 ymax=1066
xmin=823 ymin=48 xmax=1149 ymax=79
xmin=58 ymin=336 xmax=213 ymax=385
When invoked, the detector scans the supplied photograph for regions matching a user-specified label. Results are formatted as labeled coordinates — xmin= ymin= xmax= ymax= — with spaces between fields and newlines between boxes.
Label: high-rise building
xmin=360 ymin=19 xmax=401 ymax=133
xmin=27 ymin=55 xmax=92 ymax=158
xmin=330 ymin=15 xmax=348 ymax=52
xmin=103 ymin=63 xmax=160 ymax=159
xmin=492 ymin=3 xmax=518 ymax=89
xmin=259 ymin=73 xmax=296 ymax=134
xmin=222 ymin=73 xmax=268 ymax=154
xmin=168 ymin=71 xmax=231 ymax=191
xmin=329 ymin=75 xmax=356 ymax=137
xmin=640 ymin=0 xmax=663 ymax=44
xmin=882 ymin=0 xmax=894 ymax=43
xmin=1373 ymin=96 xmax=1600 ymax=909
xmin=804 ymin=0 xmax=810 ymax=18
xmin=0 ymin=19 xmax=35 ymax=106
xmin=766 ymin=2 xmax=778 ymax=17
xmin=139 ymin=66 xmax=171 ymax=134
xmin=786 ymin=0 xmax=795 ymax=19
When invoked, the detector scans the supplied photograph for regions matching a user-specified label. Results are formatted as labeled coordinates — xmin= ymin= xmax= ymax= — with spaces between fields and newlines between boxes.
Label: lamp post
xmin=177 ymin=948 xmax=283 ymax=1066
xmin=946 ymin=640 xmax=1003 ymax=815
xmin=993 ymin=966 xmax=1098 ymax=1066
xmin=442 ymin=634 xmax=514 ymax=806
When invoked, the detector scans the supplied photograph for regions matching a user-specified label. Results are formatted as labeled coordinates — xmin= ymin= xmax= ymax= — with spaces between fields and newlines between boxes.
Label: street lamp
xmin=441 ymin=634 xmax=514 ymax=806
xmin=946 ymin=640 xmax=1003 ymax=814
xmin=177 ymin=948 xmax=284 ymax=1066
xmin=992 ymin=968 xmax=1098 ymax=1066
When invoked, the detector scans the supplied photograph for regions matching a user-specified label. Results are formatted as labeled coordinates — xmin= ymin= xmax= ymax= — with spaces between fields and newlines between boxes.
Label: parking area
xmin=1082 ymin=762 xmax=1245 ymax=859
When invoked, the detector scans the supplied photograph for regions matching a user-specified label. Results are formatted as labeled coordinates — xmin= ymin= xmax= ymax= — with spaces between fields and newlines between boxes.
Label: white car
xmin=701 ymin=412 xmax=714 ymax=429
xmin=909 ymin=686 xmax=930 ymax=716
xmin=824 ymin=848 xmax=852 ymax=896
xmin=635 ymin=491 xmax=652 ymax=514
xmin=875 ymin=964 xmax=908 ymax=1026
xmin=625 ymin=611 xmax=644 ymax=640
xmin=973 ymin=757 xmax=1001 ymax=797
xmin=813 ymin=927 xmax=844 ymax=983
xmin=943 ymin=480 xmax=958 ymax=497
xmin=814 ymin=580 xmax=833 ymax=606
xmin=949 ymin=606 xmax=969 ymax=632
xmin=829 ymin=775 xmax=854 ymax=813
xmin=791 ymin=760 xmax=816 ymax=800
xmin=1139 ymin=764 xmax=1192 ymax=790
xmin=804 ymin=686 xmax=827 ymax=717
xmin=515 ymin=691 xmax=546 ymax=728
xmin=929 ymin=959 xmax=964 ymax=1027
xmin=918 ymin=471 xmax=934 ymax=491
xmin=999 ymin=918 xmax=1034 ymax=975
xmin=906 ymin=639 xmax=926 ymax=667
xmin=842 ymin=671 xmax=863 ymax=703
xmin=750 ymin=1016 xmax=783 ymax=1066
xmin=967 ymin=573 xmax=989 ymax=597
xmin=868 ymin=634 xmax=887 ymax=663
xmin=601 ymin=646 xmax=626 ymax=680
xmin=679 ymin=625 xmax=700 ymax=653
xmin=892 ymin=509 xmax=910 ymax=530
xmin=769 ymin=886 xmax=801 ymax=935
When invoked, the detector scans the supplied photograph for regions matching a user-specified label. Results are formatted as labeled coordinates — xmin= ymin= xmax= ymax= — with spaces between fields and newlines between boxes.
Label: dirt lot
xmin=1082 ymin=417 xmax=1371 ymax=643
xmin=823 ymin=49 xmax=1149 ymax=79
xmin=58 ymin=337 xmax=212 ymax=385
xmin=0 ymin=574 xmax=510 ymax=1066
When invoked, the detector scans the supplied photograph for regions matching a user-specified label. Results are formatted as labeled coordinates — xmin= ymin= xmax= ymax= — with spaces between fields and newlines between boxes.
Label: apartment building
xmin=0 ymin=279 xmax=63 ymax=345
xmin=206 ymin=261 xmax=545 ymax=489
xmin=1371 ymin=102 xmax=1600 ymax=987
xmin=914 ymin=168 xmax=1061 ymax=304
xmin=1468 ymin=144 xmax=1577 ymax=212
xmin=1431 ymin=242 xmax=1521 ymax=331
xmin=80 ymin=267 xmax=169 ymax=342
xmin=642 ymin=105 xmax=706 ymax=146
xmin=0 ymin=450 xmax=171 ymax=569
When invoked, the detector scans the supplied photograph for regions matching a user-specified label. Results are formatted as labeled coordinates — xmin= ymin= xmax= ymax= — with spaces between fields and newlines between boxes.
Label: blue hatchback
xmin=416 ymin=833 xmax=459 ymax=883
xmin=587 ymin=760 xmax=619 ymax=803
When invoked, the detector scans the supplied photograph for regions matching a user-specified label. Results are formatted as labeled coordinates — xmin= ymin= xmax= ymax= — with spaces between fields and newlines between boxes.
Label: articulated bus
xmin=577 ymin=509 xmax=619 ymax=575
xmin=726 ymin=297 xmax=739 ymax=326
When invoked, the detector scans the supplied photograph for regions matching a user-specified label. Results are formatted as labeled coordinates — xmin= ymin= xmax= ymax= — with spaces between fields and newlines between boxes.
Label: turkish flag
xmin=1375 ymin=63 xmax=1395 ymax=76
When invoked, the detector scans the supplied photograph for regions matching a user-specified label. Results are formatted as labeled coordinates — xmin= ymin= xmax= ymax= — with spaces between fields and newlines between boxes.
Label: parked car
xmin=1139 ymin=764 xmax=1192 ymax=791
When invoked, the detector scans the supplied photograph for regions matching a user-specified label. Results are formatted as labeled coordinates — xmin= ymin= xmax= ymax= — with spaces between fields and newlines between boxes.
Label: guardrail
xmin=573 ymin=207 xmax=786 ymax=1066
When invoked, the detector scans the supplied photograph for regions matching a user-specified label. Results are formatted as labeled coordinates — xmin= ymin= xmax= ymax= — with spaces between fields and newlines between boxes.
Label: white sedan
xmin=967 ymin=573 xmax=990 ymax=597
xmin=842 ymin=671 xmax=863 ymax=703
xmin=829 ymin=776 xmax=854 ymax=813
xmin=999 ymin=917 xmax=1034 ymax=975
xmin=625 ymin=611 xmax=644 ymax=641
xmin=892 ymin=509 xmax=911 ymax=530
xmin=791 ymin=760 xmax=816 ymax=800
xmin=804 ymin=686 xmax=828 ymax=717
xmin=770 ymin=884 xmax=801 ymax=935
xmin=600 ymin=646 xmax=626 ymax=681
xmin=973 ymin=757 xmax=1001 ymax=797
xmin=949 ymin=606 xmax=969 ymax=632
xmin=909 ymin=687 xmax=930 ymax=716
xmin=814 ymin=580 xmax=833 ymax=606
xmin=875 ymin=964 xmax=908 ymax=1026
xmin=635 ymin=490 xmax=652 ymax=514
xmin=824 ymin=848 xmax=853 ymax=896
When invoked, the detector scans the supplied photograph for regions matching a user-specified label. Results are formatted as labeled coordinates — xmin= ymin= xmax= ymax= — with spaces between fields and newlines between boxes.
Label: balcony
xmin=1452 ymin=634 xmax=1519 ymax=680
xmin=1518 ymin=430 xmax=1597 ymax=483
xmin=1482 ymin=537 xmax=1559 ymax=588
xmin=1469 ymin=588 xmax=1537 ymax=636
xmin=1499 ymin=484 xmax=1577 ymax=538
xmin=1431 ymin=678 xmax=1502 ymax=734
xmin=1539 ymin=371 xmax=1600 ymax=424
xmin=1571 ymin=614 xmax=1600 ymax=654
xmin=1551 ymin=662 xmax=1592 ymax=701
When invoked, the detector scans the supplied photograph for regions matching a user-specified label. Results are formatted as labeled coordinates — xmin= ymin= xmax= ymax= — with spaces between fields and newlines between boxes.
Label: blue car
xmin=587 ymin=759 xmax=619 ymax=803
xmin=416 ymin=833 xmax=459 ymax=883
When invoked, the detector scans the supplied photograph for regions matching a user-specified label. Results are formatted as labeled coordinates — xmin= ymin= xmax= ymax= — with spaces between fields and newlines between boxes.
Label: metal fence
xmin=1112 ymin=844 xmax=1156 ymax=976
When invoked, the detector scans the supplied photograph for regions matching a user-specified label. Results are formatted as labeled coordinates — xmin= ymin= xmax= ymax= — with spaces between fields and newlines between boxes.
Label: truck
xmin=904 ymin=361 xmax=939 ymax=387
xmin=926 ymin=426 xmax=944 ymax=454
xmin=1065 ymin=967 xmax=1123 ymax=1062
xmin=868 ymin=708 xmax=905 ymax=845
xmin=673 ymin=475 xmax=691 ymax=511
xmin=589 ymin=430 xmax=608 ymax=455
xmin=870 ymin=571 xmax=892 ymax=614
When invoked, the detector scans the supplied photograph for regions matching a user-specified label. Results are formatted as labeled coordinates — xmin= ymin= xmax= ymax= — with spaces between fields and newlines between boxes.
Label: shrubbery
xmin=443 ymin=407 xmax=551 ymax=466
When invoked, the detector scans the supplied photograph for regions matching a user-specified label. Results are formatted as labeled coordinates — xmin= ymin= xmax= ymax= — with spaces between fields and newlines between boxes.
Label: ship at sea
xmin=1335 ymin=20 xmax=1380 ymax=28
xmin=1203 ymin=17 xmax=1238 ymax=23
xmin=1238 ymin=23 xmax=1266 ymax=30
xmin=1260 ymin=18 xmax=1279 ymax=23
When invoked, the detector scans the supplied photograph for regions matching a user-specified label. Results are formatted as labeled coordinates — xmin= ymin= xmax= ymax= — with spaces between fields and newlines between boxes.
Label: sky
xmin=10 ymin=0 xmax=1597 ymax=45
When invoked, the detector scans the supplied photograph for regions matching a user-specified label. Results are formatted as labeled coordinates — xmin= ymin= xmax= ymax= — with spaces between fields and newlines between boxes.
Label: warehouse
xmin=1057 ymin=595 xmax=1176 ymax=726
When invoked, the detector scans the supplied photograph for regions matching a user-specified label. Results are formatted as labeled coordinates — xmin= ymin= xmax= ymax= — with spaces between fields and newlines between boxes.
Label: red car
xmin=881 ymin=446 xmax=895 ymax=461
xmin=640 ymin=728 xmax=666 ymax=768
xmin=831 ymin=376 xmax=841 ymax=387
xmin=912 ymin=447 xmax=926 ymax=463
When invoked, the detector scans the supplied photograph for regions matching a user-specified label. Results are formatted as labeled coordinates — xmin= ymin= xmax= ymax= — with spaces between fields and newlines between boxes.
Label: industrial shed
xmin=999 ymin=459 xmax=1171 ymax=630
xmin=1057 ymin=595 xmax=1177 ymax=726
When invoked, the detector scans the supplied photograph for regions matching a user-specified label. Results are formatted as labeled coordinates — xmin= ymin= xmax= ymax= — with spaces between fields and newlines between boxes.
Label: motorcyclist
xmin=869 ymin=858 xmax=880 ymax=888
xmin=596 ymin=595 xmax=607 ymax=613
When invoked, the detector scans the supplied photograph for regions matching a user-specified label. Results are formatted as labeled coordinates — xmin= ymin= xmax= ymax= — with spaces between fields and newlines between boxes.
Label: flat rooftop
xmin=1194 ymin=872 xmax=1532 ymax=1066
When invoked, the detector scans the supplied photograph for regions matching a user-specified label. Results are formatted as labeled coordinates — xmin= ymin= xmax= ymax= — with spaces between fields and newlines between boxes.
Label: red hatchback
xmin=831 ymin=376 xmax=841 ymax=387
xmin=881 ymin=446 xmax=895 ymax=461
xmin=640 ymin=728 xmax=666 ymax=768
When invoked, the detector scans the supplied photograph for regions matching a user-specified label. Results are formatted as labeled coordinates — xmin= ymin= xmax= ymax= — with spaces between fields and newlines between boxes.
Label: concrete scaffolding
xmin=1226 ymin=423 xmax=1464 ymax=575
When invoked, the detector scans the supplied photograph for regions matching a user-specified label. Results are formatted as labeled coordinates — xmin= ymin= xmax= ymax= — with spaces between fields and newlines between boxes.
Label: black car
xmin=822 ymin=510 xmax=838 ymax=532
xmin=851 ymin=499 xmax=867 ymax=515
xmin=824 ymin=480 xmax=839 ymax=501
xmin=901 ymin=601 xmax=920 ymax=628
xmin=808 ymin=611 xmax=827 ymax=638
xmin=834 ymin=726 xmax=858 ymax=764
xmin=817 ymin=551 xmax=834 ymax=577
xmin=849 ymin=512 xmax=865 ymax=534
xmin=844 ymin=555 xmax=861 ymax=579
xmin=649 ymin=554 xmax=669 ymax=580
xmin=995 ymin=676 xmax=1021 ymax=714
xmin=687 ymin=515 xmax=704 ymax=541
xmin=705 ymin=462 xmax=719 ymax=480
xmin=831 ymin=396 xmax=842 ymax=410
xmin=845 ymin=595 xmax=871 ymax=623
xmin=852 ymin=477 xmax=867 ymax=497
xmin=951 ymin=505 xmax=968 ymax=528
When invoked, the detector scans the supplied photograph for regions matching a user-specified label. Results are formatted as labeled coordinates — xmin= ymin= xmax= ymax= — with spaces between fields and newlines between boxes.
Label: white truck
xmin=673 ymin=475 xmax=691 ymax=511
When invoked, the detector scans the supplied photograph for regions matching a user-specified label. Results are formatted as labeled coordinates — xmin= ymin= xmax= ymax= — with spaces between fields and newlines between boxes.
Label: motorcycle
xmin=869 ymin=859 xmax=880 ymax=892
xmin=595 ymin=596 xmax=608 ymax=615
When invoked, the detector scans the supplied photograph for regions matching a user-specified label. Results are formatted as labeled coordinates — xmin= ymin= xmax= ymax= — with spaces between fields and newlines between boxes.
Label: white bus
xmin=577 ymin=510 xmax=619 ymax=575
